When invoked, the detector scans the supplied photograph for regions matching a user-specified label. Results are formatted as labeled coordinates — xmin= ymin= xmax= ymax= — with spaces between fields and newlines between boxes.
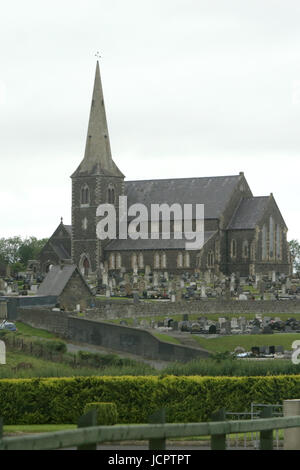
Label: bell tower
xmin=71 ymin=61 xmax=125 ymax=277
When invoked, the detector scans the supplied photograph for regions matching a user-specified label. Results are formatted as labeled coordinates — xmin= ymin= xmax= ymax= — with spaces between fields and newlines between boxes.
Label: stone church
xmin=38 ymin=62 xmax=292 ymax=279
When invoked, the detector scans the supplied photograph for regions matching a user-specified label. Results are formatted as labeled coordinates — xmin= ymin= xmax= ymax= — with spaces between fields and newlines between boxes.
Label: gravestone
xmin=0 ymin=340 xmax=6 ymax=365
xmin=201 ymin=285 xmax=207 ymax=298
xmin=262 ymin=326 xmax=273 ymax=334
xmin=102 ymin=272 xmax=108 ymax=286
xmin=251 ymin=326 xmax=261 ymax=335
xmin=208 ymin=324 xmax=217 ymax=334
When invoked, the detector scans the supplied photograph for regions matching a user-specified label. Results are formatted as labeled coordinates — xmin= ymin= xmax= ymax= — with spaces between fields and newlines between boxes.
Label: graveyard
xmin=1 ymin=266 xmax=300 ymax=362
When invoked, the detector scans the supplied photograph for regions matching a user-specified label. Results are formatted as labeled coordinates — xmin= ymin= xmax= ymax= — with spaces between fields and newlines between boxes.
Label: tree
xmin=17 ymin=237 xmax=48 ymax=267
xmin=0 ymin=237 xmax=23 ymax=264
xmin=289 ymin=239 xmax=300 ymax=275
xmin=0 ymin=236 xmax=48 ymax=272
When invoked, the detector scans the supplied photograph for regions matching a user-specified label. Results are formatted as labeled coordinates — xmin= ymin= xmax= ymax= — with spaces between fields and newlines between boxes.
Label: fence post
xmin=148 ymin=409 xmax=166 ymax=450
xmin=211 ymin=409 xmax=226 ymax=450
xmin=77 ymin=409 xmax=97 ymax=450
xmin=283 ymin=399 xmax=300 ymax=450
xmin=260 ymin=406 xmax=273 ymax=450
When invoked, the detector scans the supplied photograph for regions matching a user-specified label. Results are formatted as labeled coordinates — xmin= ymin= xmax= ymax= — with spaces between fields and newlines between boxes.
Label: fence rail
xmin=1 ymin=413 xmax=300 ymax=450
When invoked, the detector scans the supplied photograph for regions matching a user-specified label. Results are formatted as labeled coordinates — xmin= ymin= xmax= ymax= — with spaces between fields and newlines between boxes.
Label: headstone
xmin=231 ymin=318 xmax=238 ymax=328
xmin=145 ymin=265 xmax=151 ymax=276
xmin=133 ymin=292 xmax=139 ymax=304
xmin=153 ymin=272 xmax=159 ymax=287
xmin=238 ymin=293 xmax=247 ymax=300
xmin=208 ymin=324 xmax=217 ymax=334
xmin=201 ymin=285 xmax=207 ymax=298
xmin=262 ymin=326 xmax=273 ymax=334
xmin=0 ymin=340 xmax=6 ymax=365
xmin=102 ymin=272 xmax=108 ymax=286
xmin=251 ymin=326 xmax=261 ymax=335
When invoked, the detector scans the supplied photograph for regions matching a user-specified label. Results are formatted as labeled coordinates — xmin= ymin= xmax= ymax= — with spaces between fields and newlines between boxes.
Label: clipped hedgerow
xmin=1 ymin=375 xmax=300 ymax=425
xmin=83 ymin=402 xmax=118 ymax=425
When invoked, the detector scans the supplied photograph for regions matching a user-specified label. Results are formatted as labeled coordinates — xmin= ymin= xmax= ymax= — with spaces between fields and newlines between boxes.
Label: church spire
xmin=72 ymin=61 xmax=124 ymax=177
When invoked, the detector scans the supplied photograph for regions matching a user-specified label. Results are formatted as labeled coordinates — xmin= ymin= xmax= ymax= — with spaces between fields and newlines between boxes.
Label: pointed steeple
xmin=72 ymin=61 xmax=124 ymax=177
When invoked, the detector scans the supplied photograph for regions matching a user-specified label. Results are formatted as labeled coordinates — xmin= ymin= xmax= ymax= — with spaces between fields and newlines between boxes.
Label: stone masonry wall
xmin=91 ymin=299 xmax=300 ymax=320
xmin=16 ymin=307 xmax=209 ymax=362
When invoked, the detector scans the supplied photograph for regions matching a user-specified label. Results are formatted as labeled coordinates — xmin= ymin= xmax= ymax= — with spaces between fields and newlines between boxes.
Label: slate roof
xmin=50 ymin=242 xmax=71 ymax=260
xmin=124 ymin=175 xmax=246 ymax=219
xmin=63 ymin=225 xmax=72 ymax=236
xmin=38 ymin=264 xmax=92 ymax=296
xmin=227 ymin=197 xmax=269 ymax=230
xmin=105 ymin=231 xmax=217 ymax=251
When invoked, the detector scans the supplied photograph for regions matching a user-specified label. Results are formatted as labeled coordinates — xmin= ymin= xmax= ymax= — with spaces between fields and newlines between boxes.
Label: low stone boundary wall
xmin=16 ymin=308 xmax=209 ymax=362
xmin=92 ymin=299 xmax=300 ymax=320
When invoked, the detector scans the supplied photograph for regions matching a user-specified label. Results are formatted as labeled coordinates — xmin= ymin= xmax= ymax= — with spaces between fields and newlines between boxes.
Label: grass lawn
xmin=3 ymin=424 xmax=76 ymax=435
xmin=192 ymin=333 xmax=300 ymax=353
xmin=152 ymin=332 xmax=182 ymax=344
xmin=15 ymin=322 xmax=59 ymax=340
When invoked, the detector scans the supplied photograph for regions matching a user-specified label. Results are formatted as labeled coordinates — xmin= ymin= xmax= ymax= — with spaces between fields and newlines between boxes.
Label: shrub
xmin=83 ymin=402 xmax=118 ymax=425
xmin=1 ymin=375 xmax=300 ymax=425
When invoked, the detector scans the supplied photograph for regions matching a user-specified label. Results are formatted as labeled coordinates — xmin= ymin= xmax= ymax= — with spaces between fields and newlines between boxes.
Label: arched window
xmin=262 ymin=224 xmax=267 ymax=260
xmin=131 ymin=253 xmax=137 ymax=270
xmin=108 ymin=186 xmax=115 ymax=204
xmin=269 ymin=216 xmax=274 ymax=258
xmin=109 ymin=253 xmax=115 ymax=270
xmin=138 ymin=253 xmax=144 ymax=269
xmin=116 ymin=253 xmax=122 ymax=269
xmin=250 ymin=241 xmax=256 ymax=261
xmin=207 ymin=251 xmax=214 ymax=268
xmin=231 ymin=239 xmax=237 ymax=258
xmin=161 ymin=252 xmax=167 ymax=269
xmin=242 ymin=240 xmax=249 ymax=258
xmin=177 ymin=252 xmax=183 ymax=268
xmin=215 ymin=240 xmax=220 ymax=261
xmin=184 ymin=252 xmax=190 ymax=268
xmin=83 ymin=257 xmax=90 ymax=277
xmin=276 ymin=225 xmax=281 ymax=259
xmin=81 ymin=184 xmax=90 ymax=205
xmin=154 ymin=253 xmax=160 ymax=269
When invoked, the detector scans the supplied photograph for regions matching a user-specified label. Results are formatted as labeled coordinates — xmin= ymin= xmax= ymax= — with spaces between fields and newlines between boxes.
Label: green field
xmin=15 ymin=322 xmax=59 ymax=339
xmin=192 ymin=332 xmax=300 ymax=353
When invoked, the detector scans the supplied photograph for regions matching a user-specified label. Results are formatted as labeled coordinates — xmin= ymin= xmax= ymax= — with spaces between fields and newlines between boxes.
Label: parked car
xmin=0 ymin=320 xmax=17 ymax=332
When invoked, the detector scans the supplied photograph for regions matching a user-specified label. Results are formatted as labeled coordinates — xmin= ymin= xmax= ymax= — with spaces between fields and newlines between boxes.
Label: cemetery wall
xmin=92 ymin=298 xmax=300 ymax=319
xmin=16 ymin=307 xmax=209 ymax=361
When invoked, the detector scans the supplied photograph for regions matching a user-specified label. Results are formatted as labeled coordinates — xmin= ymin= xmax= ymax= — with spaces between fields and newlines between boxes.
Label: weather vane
xmin=95 ymin=51 xmax=102 ymax=60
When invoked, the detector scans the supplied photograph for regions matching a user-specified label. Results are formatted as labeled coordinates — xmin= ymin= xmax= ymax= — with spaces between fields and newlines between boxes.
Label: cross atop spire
xmin=72 ymin=61 xmax=124 ymax=178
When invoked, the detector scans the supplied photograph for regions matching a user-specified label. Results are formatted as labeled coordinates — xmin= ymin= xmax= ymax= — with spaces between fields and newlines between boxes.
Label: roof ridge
xmin=125 ymin=174 xmax=241 ymax=184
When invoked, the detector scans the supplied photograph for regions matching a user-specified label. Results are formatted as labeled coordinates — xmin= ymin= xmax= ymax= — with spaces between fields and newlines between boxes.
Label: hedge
xmin=83 ymin=402 xmax=118 ymax=425
xmin=0 ymin=375 xmax=300 ymax=425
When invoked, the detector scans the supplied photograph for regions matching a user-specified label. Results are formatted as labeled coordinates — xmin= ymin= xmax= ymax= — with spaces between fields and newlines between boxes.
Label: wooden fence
xmin=1 ymin=407 xmax=300 ymax=450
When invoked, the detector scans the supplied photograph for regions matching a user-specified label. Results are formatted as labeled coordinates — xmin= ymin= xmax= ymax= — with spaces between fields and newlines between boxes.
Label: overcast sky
xmin=0 ymin=0 xmax=300 ymax=241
